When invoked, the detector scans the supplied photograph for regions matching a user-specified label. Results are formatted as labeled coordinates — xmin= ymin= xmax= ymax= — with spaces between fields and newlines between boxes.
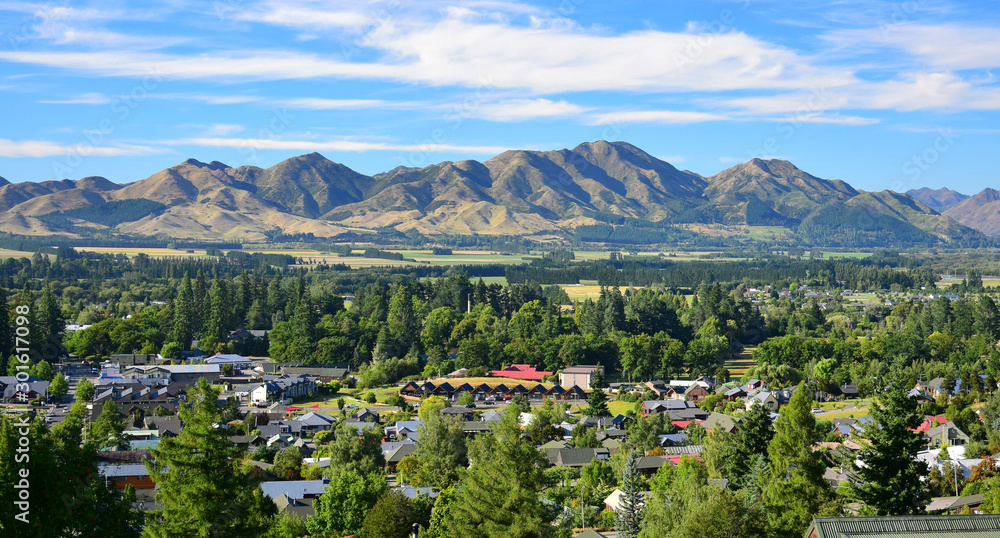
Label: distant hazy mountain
xmin=0 ymin=141 xmax=986 ymax=245
xmin=906 ymin=187 xmax=969 ymax=211
xmin=945 ymin=188 xmax=1000 ymax=236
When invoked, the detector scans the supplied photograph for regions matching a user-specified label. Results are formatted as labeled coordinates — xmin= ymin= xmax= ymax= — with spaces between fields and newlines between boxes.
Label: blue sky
xmin=0 ymin=0 xmax=998 ymax=195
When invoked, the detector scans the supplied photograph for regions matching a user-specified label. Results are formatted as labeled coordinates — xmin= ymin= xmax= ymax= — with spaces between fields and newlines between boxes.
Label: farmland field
xmin=0 ymin=249 xmax=46 ymax=259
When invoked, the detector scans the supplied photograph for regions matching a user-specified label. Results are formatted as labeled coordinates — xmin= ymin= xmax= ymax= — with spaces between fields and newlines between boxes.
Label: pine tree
xmin=192 ymin=269 xmax=207 ymax=336
xmin=763 ymin=382 xmax=831 ymax=537
xmin=171 ymin=272 xmax=194 ymax=350
xmin=583 ymin=387 xmax=611 ymax=417
xmin=0 ymin=290 xmax=11 ymax=373
xmin=442 ymin=406 xmax=552 ymax=536
xmin=90 ymin=399 xmax=129 ymax=450
xmin=37 ymin=280 xmax=62 ymax=355
xmin=415 ymin=413 xmax=468 ymax=488
xmin=145 ymin=378 xmax=273 ymax=537
xmin=615 ymin=450 xmax=645 ymax=538
xmin=851 ymin=377 xmax=929 ymax=515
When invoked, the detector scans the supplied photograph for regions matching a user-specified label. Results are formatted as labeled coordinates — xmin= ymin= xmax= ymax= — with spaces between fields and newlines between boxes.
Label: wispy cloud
xmin=38 ymin=92 xmax=111 ymax=105
xmin=0 ymin=139 xmax=169 ymax=158
xmin=589 ymin=110 xmax=728 ymax=125
xmin=280 ymin=98 xmax=416 ymax=110
xmin=466 ymin=99 xmax=589 ymax=122
xmin=165 ymin=137 xmax=513 ymax=154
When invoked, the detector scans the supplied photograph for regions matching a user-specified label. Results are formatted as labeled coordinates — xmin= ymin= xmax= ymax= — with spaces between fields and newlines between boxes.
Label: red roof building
xmin=488 ymin=364 xmax=553 ymax=382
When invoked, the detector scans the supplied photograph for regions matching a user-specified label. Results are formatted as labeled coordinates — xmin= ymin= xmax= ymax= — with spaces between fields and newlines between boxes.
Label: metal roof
xmin=808 ymin=515 xmax=1000 ymax=538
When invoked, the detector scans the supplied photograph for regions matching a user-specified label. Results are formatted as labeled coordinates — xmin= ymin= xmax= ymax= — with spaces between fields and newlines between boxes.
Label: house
xmin=292 ymin=412 xmax=336 ymax=437
xmin=604 ymin=488 xmax=650 ymax=513
xmin=805 ymin=514 xmax=1000 ymax=537
xmin=574 ymin=529 xmax=608 ymax=538
xmin=98 ymin=463 xmax=154 ymax=490
xmin=747 ymin=391 xmax=780 ymax=412
xmin=926 ymin=494 xmax=985 ymax=514
xmin=281 ymin=366 xmax=349 ymax=382
xmin=260 ymin=478 xmax=330 ymax=519
xmin=440 ymin=406 xmax=475 ymax=420
xmin=489 ymin=364 xmax=553 ymax=382
xmin=351 ymin=408 xmax=381 ymax=423
xmin=249 ymin=374 xmax=317 ymax=404
xmin=682 ymin=384 xmax=709 ymax=402
xmin=559 ymin=365 xmax=603 ymax=390
xmin=640 ymin=400 xmax=699 ymax=417
xmin=385 ymin=443 xmax=417 ymax=472
xmin=925 ymin=421 xmax=970 ymax=448
xmin=723 ymin=387 xmax=747 ymax=400
xmin=838 ymin=384 xmax=859 ymax=398
xmin=110 ymin=353 xmax=159 ymax=366
xmin=205 ymin=354 xmax=253 ymax=370
xmin=702 ymin=412 xmax=739 ymax=434
xmin=0 ymin=376 xmax=50 ymax=403
xmin=553 ymin=448 xmax=610 ymax=468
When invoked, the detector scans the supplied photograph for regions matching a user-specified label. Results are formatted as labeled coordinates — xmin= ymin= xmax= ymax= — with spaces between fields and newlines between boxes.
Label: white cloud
xmin=589 ymin=110 xmax=728 ymax=124
xmin=204 ymin=124 xmax=244 ymax=136
xmin=280 ymin=98 xmax=411 ymax=110
xmin=0 ymin=139 xmax=168 ymax=157
xmin=236 ymin=3 xmax=371 ymax=30
xmin=466 ymin=99 xmax=589 ymax=122
xmin=824 ymin=24 xmax=1000 ymax=71
xmin=166 ymin=137 xmax=513 ymax=154
xmin=38 ymin=92 xmax=111 ymax=105
xmin=763 ymin=112 xmax=880 ymax=125
xmin=0 ymin=12 xmax=855 ymax=94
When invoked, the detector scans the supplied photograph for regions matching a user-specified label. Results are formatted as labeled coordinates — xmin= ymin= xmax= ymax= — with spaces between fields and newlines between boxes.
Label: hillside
xmin=945 ymin=188 xmax=1000 ymax=236
xmin=907 ymin=187 xmax=968 ymax=211
xmin=0 ymin=141 xmax=986 ymax=245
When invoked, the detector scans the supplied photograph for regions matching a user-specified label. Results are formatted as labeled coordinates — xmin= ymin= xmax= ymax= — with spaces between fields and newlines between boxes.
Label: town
xmin=3 ymin=248 xmax=1000 ymax=537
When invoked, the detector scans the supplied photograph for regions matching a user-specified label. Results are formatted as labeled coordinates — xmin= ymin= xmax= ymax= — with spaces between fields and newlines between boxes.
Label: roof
xmin=574 ymin=530 xmax=607 ymax=538
xmin=260 ymin=479 xmax=329 ymax=501
xmin=806 ymin=515 xmax=1000 ymax=538
xmin=98 ymin=463 xmax=149 ymax=477
xmin=561 ymin=365 xmax=601 ymax=374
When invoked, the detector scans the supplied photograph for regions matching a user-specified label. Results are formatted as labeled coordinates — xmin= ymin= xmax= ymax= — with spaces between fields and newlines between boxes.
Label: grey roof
xmin=554 ymin=448 xmax=610 ymax=467
xmin=386 ymin=443 xmax=417 ymax=463
xmin=660 ymin=444 xmax=703 ymax=455
xmin=260 ymin=479 xmax=329 ymax=501
xmin=807 ymin=514 xmax=1000 ymax=538
xmin=98 ymin=463 xmax=149 ymax=477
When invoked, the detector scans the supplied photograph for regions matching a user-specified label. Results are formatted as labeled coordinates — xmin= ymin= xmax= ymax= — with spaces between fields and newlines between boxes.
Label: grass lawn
xmin=609 ymin=400 xmax=638 ymax=416
xmin=559 ymin=285 xmax=604 ymax=302
xmin=725 ymin=349 xmax=756 ymax=377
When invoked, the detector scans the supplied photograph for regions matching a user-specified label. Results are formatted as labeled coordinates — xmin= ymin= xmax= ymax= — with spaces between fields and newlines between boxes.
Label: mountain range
xmin=0 ymin=141 xmax=995 ymax=246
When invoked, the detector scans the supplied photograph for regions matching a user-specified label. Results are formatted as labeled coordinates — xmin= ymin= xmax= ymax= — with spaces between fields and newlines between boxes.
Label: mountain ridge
xmin=0 ymin=141 xmax=990 ymax=244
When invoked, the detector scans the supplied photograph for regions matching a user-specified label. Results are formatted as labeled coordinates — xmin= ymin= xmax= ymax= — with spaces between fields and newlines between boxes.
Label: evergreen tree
xmin=415 ymin=413 xmax=468 ymax=488
xmin=0 ymin=290 xmax=11 ymax=373
xmin=442 ymin=406 xmax=552 ymax=536
xmin=616 ymin=451 xmax=645 ymax=538
xmin=37 ymin=280 xmax=62 ymax=354
xmin=582 ymin=388 xmax=611 ymax=417
xmin=91 ymin=400 xmax=130 ymax=450
xmin=145 ymin=378 xmax=273 ymax=537
xmin=192 ymin=269 xmax=207 ymax=336
xmin=851 ymin=377 xmax=929 ymax=515
xmin=171 ymin=272 xmax=195 ymax=350
xmin=360 ymin=491 xmax=417 ymax=538
xmin=763 ymin=383 xmax=831 ymax=537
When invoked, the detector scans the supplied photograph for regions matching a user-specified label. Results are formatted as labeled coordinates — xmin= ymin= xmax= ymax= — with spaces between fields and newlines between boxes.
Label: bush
xmin=365 ymin=392 xmax=377 ymax=404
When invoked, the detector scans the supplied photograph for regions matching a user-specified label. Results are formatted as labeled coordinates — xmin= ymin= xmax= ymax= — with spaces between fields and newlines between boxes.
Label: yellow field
xmin=74 ymin=247 xmax=210 ymax=257
xmin=0 ymin=249 xmax=45 ymax=259
xmin=559 ymin=285 xmax=605 ymax=302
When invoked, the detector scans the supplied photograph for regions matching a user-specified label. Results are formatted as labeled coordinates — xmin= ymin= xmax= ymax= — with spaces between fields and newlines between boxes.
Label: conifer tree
xmin=171 ymin=272 xmax=194 ymax=350
xmin=0 ymin=290 xmax=11 ymax=372
xmin=442 ymin=406 xmax=552 ymax=536
xmin=145 ymin=378 xmax=273 ymax=537
xmin=763 ymin=382 xmax=831 ymax=537
xmin=616 ymin=450 xmax=645 ymax=538
xmin=851 ymin=377 xmax=929 ymax=515
xmin=91 ymin=400 xmax=130 ymax=450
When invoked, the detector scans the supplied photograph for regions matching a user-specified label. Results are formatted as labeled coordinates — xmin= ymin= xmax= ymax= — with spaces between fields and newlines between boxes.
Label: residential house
xmin=553 ymin=448 xmax=610 ymax=468
xmin=293 ymin=412 xmax=336 ymax=437
xmin=559 ymin=365 xmax=603 ymax=390
xmin=99 ymin=463 xmax=154 ymax=490
xmin=205 ymin=354 xmax=253 ymax=370
xmin=0 ymin=376 xmax=49 ymax=403
xmin=641 ymin=400 xmax=700 ymax=417
xmin=260 ymin=478 xmax=330 ymax=520
xmin=385 ymin=443 xmax=417 ymax=472
xmin=282 ymin=366 xmax=349 ymax=383
xmin=925 ymin=421 xmax=970 ymax=448
xmin=249 ymin=374 xmax=317 ymax=404
xmin=489 ymin=364 xmax=553 ymax=382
